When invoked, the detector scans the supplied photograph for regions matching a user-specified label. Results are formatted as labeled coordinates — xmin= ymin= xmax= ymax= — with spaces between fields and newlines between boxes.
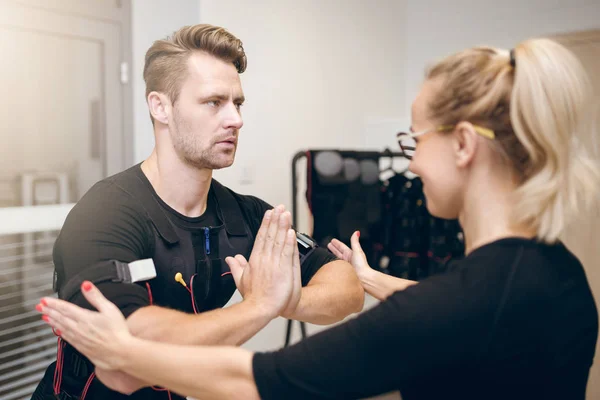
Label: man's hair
xmin=144 ymin=24 xmax=247 ymax=105
xmin=425 ymin=38 xmax=600 ymax=242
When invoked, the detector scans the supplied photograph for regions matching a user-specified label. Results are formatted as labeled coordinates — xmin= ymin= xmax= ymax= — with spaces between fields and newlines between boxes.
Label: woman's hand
xmin=37 ymin=281 xmax=133 ymax=371
xmin=328 ymin=231 xmax=374 ymax=281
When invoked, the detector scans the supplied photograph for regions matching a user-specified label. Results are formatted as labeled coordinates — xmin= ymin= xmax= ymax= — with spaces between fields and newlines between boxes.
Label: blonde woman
xmin=38 ymin=38 xmax=599 ymax=400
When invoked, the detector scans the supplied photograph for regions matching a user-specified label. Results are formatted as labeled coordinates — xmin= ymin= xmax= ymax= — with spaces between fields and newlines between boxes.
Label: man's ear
xmin=452 ymin=121 xmax=479 ymax=168
xmin=147 ymin=91 xmax=171 ymax=125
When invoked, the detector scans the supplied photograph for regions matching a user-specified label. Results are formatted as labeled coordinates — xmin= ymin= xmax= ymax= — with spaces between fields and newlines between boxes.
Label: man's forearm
xmin=286 ymin=260 xmax=364 ymax=325
xmin=360 ymin=269 xmax=417 ymax=301
xmin=127 ymin=300 xmax=272 ymax=346
xmin=120 ymin=337 xmax=259 ymax=400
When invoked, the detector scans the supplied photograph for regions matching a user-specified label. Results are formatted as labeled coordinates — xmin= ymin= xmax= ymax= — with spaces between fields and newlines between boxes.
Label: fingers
xmin=38 ymin=296 xmax=97 ymax=326
xmin=226 ymin=254 xmax=248 ymax=290
xmin=253 ymin=209 xmax=273 ymax=256
xmin=350 ymin=231 xmax=365 ymax=256
xmin=279 ymin=229 xmax=296 ymax=269
xmin=264 ymin=205 xmax=285 ymax=258
xmin=292 ymin=233 xmax=301 ymax=286
xmin=37 ymin=297 xmax=95 ymax=343
xmin=266 ymin=210 xmax=291 ymax=261
xmin=80 ymin=281 xmax=119 ymax=315
xmin=328 ymin=238 xmax=352 ymax=261
xmin=327 ymin=241 xmax=344 ymax=259
xmin=38 ymin=305 xmax=86 ymax=349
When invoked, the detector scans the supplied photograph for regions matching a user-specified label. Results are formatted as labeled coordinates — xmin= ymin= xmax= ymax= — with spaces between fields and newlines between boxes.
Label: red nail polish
xmin=42 ymin=315 xmax=49 ymax=322
xmin=357 ymin=231 xmax=360 ymax=238
xmin=35 ymin=304 xmax=43 ymax=312
xmin=41 ymin=298 xmax=48 ymax=306
xmin=55 ymin=329 xmax=62 ymax=336
xmin=82 ymin=281 xmax=92 ymax=292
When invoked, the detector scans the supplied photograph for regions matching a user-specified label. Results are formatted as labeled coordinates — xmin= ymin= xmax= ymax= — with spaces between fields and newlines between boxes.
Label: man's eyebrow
xmin=199 ymin=93 xmax=245 ymax=103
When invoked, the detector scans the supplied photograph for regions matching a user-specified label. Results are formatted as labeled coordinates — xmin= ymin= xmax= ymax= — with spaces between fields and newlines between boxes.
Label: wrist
xmin=241 ymin=297 xmax=279 ymax=322
xmin=280 ymin=298 xmax=302 ymax=320
xmin=357 ymin=266 xmax=376 ymax=287
xmin=116 ymin=333 xmax=138 ymax=370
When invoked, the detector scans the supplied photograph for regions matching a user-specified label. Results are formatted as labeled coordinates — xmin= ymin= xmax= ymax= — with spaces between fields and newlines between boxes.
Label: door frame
xmin=1 ymin=0 xmax=134 ymax=172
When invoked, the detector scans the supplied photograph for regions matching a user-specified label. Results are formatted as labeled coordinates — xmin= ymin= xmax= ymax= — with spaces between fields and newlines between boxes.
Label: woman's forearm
xmin=120 ymin=337 xmax=260 ymax=400
xmin=359 ymin=269 xmax=417 ymax=301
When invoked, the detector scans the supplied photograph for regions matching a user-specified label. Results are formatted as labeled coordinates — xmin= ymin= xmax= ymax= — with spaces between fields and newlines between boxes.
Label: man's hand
xmin=95 ymin=368 xmax=147 ymax=395
xmin=280 ymin=241 xmax=301 ymax=319
xmin=227 ymin=205 xmax=299 ymax=319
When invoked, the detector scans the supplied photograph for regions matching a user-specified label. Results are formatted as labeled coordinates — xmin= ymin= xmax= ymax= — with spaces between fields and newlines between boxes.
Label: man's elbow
xmin=326 ymin=274 xmax=365 ymax=323
xmin=342 ymin=277 xmax=365 ymax=315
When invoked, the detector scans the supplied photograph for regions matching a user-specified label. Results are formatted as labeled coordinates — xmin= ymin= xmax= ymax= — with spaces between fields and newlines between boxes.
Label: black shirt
xmin=253 ymin=238 xmax=598 ymax=400
xmin=53 ymin=164 xmax=336 ymax=316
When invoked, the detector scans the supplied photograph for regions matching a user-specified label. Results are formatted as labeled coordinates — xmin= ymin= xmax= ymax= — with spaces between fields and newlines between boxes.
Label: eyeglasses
xmin=396 ymin=124 xmax=495 ymax=160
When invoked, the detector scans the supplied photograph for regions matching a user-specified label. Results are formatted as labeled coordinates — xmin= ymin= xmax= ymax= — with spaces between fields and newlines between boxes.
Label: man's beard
xmin=171 ymin=120 xmax=236 ymax=170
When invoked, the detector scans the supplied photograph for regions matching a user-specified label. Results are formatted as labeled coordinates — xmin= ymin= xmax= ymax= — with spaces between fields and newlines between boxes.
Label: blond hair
xmin=144 ymin=24 xmax=247 ymax=106
xmin=426 ymin=38 xmax=600 ymax=243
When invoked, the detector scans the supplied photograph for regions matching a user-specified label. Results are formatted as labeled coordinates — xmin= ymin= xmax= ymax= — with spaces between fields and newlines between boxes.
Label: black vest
xmin=144 ymin=177 xmax=254 ymax=312
xmin=34 ymin=177 xmax=254 ymax=400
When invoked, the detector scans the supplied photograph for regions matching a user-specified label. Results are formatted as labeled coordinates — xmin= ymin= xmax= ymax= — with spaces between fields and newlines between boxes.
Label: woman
xmin=38 ymin=38 xmax=599 ymax=400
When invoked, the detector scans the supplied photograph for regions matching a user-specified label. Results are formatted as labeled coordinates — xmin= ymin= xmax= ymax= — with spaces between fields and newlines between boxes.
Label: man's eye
xmin=207 ymin=100 xmax=220 ymax=107
xmin=235 ymin=103 xmax=244 ymax=110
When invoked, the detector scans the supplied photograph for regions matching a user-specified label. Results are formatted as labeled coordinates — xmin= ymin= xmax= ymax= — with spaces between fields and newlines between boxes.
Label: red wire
xmin=151 ymin=385 xmax=173 ymax=399
xmin=80 ymin=372 xmax=95 ymax=399
xmin=145 ymin=282 xmax=154 ymax=305
xmin=53 ymin=338 xmax=66 ymax=395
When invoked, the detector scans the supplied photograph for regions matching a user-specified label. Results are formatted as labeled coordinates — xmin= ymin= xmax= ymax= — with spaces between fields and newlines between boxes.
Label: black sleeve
xmin=237 ymin=194 xmax=338 ymax=286
xmin=54 ymin=181 xmax=152 ymax=316
xmin=252 ymin=268 xmax=496 ymax=399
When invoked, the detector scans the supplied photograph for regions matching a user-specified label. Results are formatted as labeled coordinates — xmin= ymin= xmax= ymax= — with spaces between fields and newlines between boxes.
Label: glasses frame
xmin=396 ymin=124 xmax=495 ymax=160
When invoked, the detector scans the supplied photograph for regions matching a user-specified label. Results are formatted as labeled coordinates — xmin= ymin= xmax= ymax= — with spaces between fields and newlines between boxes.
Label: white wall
xmin=403 ymin=0 xmax=600 ymax=108
xmin=131 ymin=0 xmax=201 ymax=163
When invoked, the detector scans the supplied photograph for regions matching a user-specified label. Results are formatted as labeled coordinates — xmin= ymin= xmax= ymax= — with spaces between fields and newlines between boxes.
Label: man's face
xmin=169 ymin=52 xmax=245 ymax=170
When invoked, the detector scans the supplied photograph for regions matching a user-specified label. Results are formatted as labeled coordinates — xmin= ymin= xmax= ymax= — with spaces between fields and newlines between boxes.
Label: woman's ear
xmin=147 ymin=91 xmax=171 ymax=125
xmin=452 ymin=121 xmax=479 ymax=168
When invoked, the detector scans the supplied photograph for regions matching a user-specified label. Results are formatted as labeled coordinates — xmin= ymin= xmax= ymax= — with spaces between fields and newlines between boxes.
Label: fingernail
xmin=82 ymin=281 xmax=92 ymax=292
xmin=41 ymin=298 xmax=48 ymax=306
xmin=55 ymin=329 xmax=62 ymax=336
xmin=265 ymin=210 xmax=272 ymax=219
xmin=35 ymin=304 xmax=43 ymax=312
xmin=42 ymin=315 xmax=49 ymax=322
xmin=357 ymin=231 xmax=360 ymax=238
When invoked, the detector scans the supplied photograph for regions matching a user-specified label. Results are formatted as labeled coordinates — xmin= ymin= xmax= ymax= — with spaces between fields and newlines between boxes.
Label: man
xmin=32 ymin=24 xmax=363 ymax=400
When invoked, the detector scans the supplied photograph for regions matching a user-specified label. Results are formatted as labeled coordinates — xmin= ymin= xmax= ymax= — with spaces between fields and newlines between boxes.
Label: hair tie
xmin=509 ymin=48 xmax=516 ymax=68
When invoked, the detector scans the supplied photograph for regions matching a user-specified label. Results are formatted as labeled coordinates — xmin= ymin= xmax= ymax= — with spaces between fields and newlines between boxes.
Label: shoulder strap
xmin=211 ymin=179 xmax=249 ymax=237
xmin=119 ymin=173 xmax=179 ymax=244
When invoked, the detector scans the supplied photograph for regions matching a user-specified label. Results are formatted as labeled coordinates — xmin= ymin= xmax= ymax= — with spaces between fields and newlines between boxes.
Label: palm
xmin=327 ymin=233 xmax=372 ymax=278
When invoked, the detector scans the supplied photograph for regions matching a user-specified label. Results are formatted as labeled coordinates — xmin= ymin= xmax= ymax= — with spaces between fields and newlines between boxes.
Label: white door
xmin=553 ymin=29 xmax=600 ymax=400
xmin=0 ymin=1 xmax=131 ymax=399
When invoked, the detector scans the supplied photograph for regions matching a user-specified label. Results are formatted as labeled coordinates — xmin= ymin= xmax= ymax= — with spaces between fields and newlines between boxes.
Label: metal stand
xmin=284 ymin=151 xmax=309 ymax=347
xmin=284 ymin=149 xmax=404 ymax=347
